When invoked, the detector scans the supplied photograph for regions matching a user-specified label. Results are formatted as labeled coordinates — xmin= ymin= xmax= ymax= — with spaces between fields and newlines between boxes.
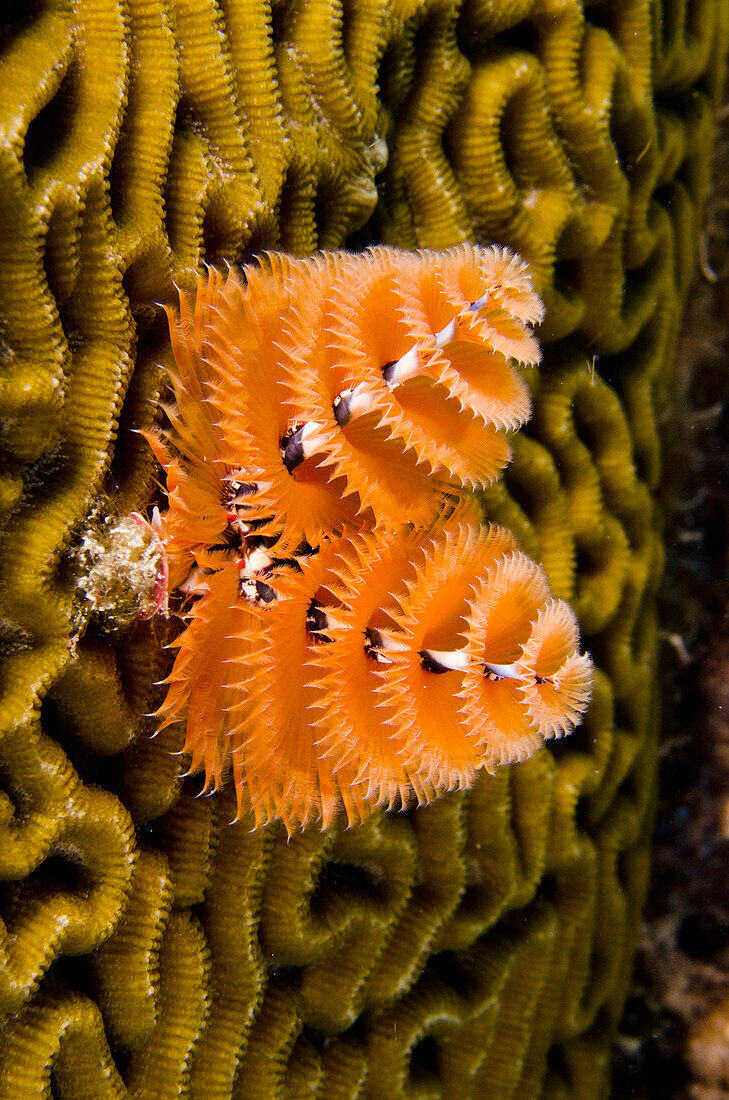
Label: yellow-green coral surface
xmin=0 ymin=1 xmax=726 ymax=1097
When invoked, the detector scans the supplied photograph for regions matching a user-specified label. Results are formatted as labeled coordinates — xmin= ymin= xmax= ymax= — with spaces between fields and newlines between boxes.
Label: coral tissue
xmin=148 ymin=246 xmax=593 ymax=830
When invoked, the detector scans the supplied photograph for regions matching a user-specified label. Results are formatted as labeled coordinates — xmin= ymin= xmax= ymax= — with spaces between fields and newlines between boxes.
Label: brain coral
xmin=0 ymin=1 xmax=726 ymax=1098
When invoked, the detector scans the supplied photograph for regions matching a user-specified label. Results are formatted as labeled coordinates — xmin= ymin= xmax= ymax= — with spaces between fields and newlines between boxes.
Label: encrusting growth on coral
xmin=148 ymin=245 xmax=593 ymax=830
xmin=77 ymin=511 xmax=168 ymax=624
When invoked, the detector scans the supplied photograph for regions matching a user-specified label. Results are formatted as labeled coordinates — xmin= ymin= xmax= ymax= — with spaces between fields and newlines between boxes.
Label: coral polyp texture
xmin=0 ymin=1 xmax=727 ymax=1099
xmin=151 ymin=247 xmax=592 ymax=830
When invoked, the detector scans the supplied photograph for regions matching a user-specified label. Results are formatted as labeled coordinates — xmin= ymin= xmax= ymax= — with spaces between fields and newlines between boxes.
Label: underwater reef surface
xmin=611 ymin=96 xmax=729 ymax=1100
xmin=0 ymin=1 xmax=726 ymax=1097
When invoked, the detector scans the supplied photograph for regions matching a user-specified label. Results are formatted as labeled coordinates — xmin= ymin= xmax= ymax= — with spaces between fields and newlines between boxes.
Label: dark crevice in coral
xmin=409 ymin=1034 xmax=440 ymax=1087
xmin=310 ymin=859 xmax=386 ymax=915
xmin=23 ymin=64 xmax=79 ymax=182
xmin=0 ymin=0 xmax=44 ymax=45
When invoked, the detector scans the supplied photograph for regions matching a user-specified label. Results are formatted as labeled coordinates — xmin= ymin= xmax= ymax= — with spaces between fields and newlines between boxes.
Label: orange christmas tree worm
xmin=148 ymin=245 xmax=593 ymax=830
